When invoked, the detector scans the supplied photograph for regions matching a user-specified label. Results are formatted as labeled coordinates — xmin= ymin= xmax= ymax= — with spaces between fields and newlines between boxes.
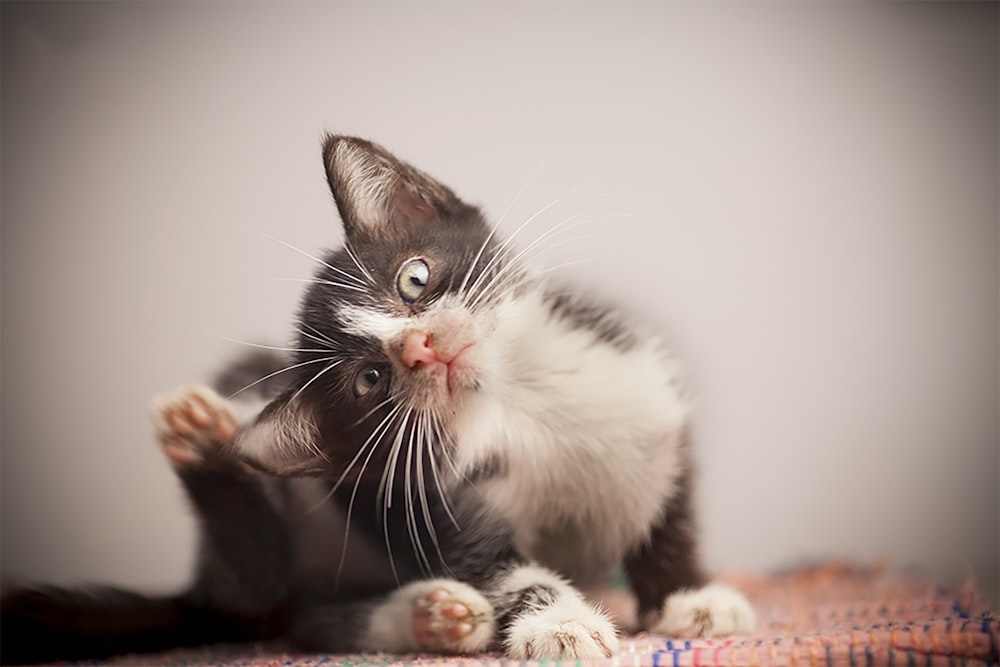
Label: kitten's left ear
xmin=321 ymin=135 xmax=472 ymax=239
xmin=233 ymin=389 xmax=327 ymax=476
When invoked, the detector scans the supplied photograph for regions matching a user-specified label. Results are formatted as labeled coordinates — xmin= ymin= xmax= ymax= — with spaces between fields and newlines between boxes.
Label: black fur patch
xmin=623 ymin=441 xmax=706 ymax=627
xmin=544 ymin=290 xmax=638 ymax=350
xmin=213 ymin=349 xmax=291 ymax=399
xmin=463 ymin=453 xmax=508 ymax=484
xmin=493 ymin=582 xmax=561 ymax=632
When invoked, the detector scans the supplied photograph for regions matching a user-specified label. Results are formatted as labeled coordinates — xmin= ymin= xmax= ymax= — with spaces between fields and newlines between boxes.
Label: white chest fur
xmin=451 ymin=291 xmax=691 ymax=585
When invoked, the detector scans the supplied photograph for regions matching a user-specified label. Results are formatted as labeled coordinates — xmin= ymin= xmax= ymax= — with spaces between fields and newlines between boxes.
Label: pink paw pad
xmin=413 ymin=588 xmax=487 ymax=653
xmin=152 ymin=387 xmax=238 ymax=468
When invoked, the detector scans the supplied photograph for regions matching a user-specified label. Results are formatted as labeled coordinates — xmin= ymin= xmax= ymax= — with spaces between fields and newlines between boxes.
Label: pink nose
xmin=400 ymin=331 xmax=443 ymax=369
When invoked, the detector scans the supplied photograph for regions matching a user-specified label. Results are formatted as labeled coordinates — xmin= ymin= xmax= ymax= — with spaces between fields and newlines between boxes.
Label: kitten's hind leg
xmin=151 ymin=386 xmax=292 ymax=623
xmin=292 ymin=580 xmax=494 ymax=655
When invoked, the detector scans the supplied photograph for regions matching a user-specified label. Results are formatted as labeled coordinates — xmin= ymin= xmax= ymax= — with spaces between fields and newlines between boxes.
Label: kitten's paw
xmin=652 ymin=583 xmax=756 ymax=638
xmin=364 ymin=579 xmax=494 ymax=655
xmin=411 ymin=582 xmax=494 ymax=654
xmin=505 ymin=602 xmax=619 ymax=660
xmin=151 ymin=386 xmax=238 ymax=468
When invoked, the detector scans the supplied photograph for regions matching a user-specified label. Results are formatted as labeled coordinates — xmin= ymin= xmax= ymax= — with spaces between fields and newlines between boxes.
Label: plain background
xmin=2 ymin=3 xmax=997 ymax=607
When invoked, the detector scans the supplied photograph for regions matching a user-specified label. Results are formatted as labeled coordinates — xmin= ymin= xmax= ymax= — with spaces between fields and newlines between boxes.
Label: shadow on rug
xmin=56 ymin=562 xmax=1000 ymax=667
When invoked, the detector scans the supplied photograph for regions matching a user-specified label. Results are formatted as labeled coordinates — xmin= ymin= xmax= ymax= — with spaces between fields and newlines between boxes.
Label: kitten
xmin=0 ymin=136 xmax=754 ymax=664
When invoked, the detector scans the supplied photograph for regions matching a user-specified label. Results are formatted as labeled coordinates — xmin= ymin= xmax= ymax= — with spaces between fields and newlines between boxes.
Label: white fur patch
xmin=496 ymin=563 xmax=573 ymax=594
xmin=495 ymin=565 xmax=618 ymax=660
xmin=234 ymin=402 xmax=322 ymax=474
xmin=506 ymin=603 xmax=618 ymax=660
xmin=451 ymin=289 xmax=691 ymax=584
xmin=336 ymin=303 xmax=409 ymax=342
xmin=652 ymin=583 xmax=756 ymax=638
xmin=362 ymin=579 xmax=495 ymax=654
xmin=492 ymin=564 xmax=618 ymax=660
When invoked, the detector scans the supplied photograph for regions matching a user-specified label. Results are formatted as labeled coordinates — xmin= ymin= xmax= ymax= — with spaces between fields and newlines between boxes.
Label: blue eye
xmin=396 ymin=258 xmax=429 ymax=303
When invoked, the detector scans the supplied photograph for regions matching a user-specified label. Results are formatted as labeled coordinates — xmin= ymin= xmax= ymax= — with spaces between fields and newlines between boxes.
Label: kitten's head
xmin=233 ymin=136 xmax=524 ymax=479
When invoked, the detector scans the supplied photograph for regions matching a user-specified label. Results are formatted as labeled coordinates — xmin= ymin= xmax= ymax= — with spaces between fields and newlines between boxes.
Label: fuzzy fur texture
xmin=0 ymin=136 xmax=753 ymax=665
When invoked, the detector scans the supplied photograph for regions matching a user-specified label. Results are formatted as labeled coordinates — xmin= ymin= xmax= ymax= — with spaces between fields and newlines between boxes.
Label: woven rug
xmin=60 ymin=563 xmax=1000 ymax=667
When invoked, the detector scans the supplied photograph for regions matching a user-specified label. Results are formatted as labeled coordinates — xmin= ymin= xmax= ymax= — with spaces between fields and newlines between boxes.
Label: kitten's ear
xmin=233 ymin=390 xmax=327 ymax=476
xmin=321 ymin=135 xmax=470 ymax=239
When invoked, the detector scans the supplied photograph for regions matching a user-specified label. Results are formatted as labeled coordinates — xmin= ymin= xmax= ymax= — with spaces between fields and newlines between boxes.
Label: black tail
xmin=0 ymin=584 xmax=287 ymax=665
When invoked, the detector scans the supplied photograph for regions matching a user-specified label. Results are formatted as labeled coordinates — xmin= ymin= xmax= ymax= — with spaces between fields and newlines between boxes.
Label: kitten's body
xmin=1 ymin=136 xmax=753 ymax=665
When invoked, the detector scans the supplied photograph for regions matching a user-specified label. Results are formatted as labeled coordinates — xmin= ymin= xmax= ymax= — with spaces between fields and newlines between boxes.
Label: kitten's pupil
xmin=396 ymin=258 xmax=430 ymax=304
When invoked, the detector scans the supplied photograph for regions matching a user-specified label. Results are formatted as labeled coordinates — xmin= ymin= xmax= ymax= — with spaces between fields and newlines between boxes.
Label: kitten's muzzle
xmin=399 ymin=330 xmax=474 ymax=393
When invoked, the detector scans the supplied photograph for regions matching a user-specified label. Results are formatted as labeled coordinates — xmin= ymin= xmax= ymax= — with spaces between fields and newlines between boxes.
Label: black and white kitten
xmin=1 ymin=136 xmax=754 ymax=664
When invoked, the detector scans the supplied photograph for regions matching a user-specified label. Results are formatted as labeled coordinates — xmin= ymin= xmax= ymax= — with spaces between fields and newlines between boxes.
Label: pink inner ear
xmin=391 ymin=186 xmax=439 ymax=226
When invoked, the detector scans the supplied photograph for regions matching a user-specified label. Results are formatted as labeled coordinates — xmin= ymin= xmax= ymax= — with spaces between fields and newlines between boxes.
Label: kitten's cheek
xmin=446 ymin=358 xmax=481 ymax=393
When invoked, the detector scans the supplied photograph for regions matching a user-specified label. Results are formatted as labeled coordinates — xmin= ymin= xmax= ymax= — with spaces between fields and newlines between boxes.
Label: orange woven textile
xmin=90 ymin=563 xmax=1000 ymax=667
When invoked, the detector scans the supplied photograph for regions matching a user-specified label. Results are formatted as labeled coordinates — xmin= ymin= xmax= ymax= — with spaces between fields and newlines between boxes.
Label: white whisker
xmin=470 ymin=213 xmax=621 ymax=309
xmin=352 ymin=395 xmax=395 ymax=426
xmin=226 ymin=355 xmax=339 ymax=398
xmin=403 ymin=413 xmax=432 ymax=576
xmin=344 ymin=241 xmax=377 ymax=286
xmin=286 ymin=362 xmax=342 ymax=463
xmin=416 ymin=410 xmax=453 ymax=574
xmin=298 ymin=324 xmax=339 ymax=349
xmin=335 ymin=403 xmax=404 ymax=587
xmin=456 ymin=154 xmax=548 ymax=297
xmin=380 ymin=407 xmax=412 ymax=512
xmin=378 ymin=406 xmax=414 ymax=585
xmin=289 ymin=359 xmax=343 ymax=404
xmin=245 ymin=226 xmax=368 ymax=288
xmin=427 ymin=412 xmax=460 ymax=531
xmin=463 ymin=186 xmax=585 ymax=304
xmin=262 ymin=277 xmax=368 ymax=294
xmin=537 ymin=259 xmax=594 ymax=276
xmin=208 ymin=331 xmax=329 ymax=354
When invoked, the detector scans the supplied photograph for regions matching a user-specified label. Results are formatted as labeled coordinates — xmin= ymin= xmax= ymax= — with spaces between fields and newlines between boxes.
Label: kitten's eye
xmin=353 ymin=366 xmax=382 ymax=397
xmin=396 ymin=258 xmax=430 ymax=304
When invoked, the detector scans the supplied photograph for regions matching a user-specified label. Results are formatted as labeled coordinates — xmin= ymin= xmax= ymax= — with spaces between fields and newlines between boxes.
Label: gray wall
xmin=3 ymin=3 xmax=997 ymax=605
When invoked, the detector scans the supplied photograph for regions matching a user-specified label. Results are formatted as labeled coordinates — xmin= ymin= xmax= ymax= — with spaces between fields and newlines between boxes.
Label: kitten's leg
xmin=291 ymin=580 xmax=494 ymax=654
xmin=151 ymin=387 xmax=292 ymax=622
xmin=623 ymin=469 xmax=755 ymax=638
xmin=440 ymin=506 xmax=617 ymax=659
xmin=296 ymin=567 xmax=616 ymax=660
xmin=486 ymin=563 xmax=619 ymax=660
xmin=152 ymin=386 xmax=239 ymax=468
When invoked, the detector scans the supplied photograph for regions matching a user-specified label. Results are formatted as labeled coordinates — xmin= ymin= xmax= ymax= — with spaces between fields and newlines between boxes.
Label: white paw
xmin=363 ymin=579 xmax=494 ymax=654
xmin=151 ymin=386 xmax=238 ymax=467
xmin=505 ymin=600 xmax=619 ymax=660
xmin=652 ymin=583 xmax=756 ymax=638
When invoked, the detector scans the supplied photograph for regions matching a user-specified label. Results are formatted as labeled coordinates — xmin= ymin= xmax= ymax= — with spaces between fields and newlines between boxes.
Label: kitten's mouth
xmin=419 ymin=345 xmax=476 ymax=395
xmin=444 ymin=343 xmax=476 ymax=394
xmin=399 ymin=331 xmax=477 ymax=397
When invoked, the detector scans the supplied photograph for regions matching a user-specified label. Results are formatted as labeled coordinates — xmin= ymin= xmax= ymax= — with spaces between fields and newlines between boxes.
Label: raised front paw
xmin=151 ymin=386 xmax=238 ymax=468
xmin=505 ymin=602 xmax=619 ymax=660
xmin=652 ymin=583 xmax=756 ymax=638
xmin=364 ymin=579 xmax=495 ymax=655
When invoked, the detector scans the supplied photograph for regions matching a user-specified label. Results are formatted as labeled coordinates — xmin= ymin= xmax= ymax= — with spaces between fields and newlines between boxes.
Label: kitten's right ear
xmin=233 ymin=389 xmax=327 ymax=476
xmin=321 ymin=135 xmax=470 ymax=240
